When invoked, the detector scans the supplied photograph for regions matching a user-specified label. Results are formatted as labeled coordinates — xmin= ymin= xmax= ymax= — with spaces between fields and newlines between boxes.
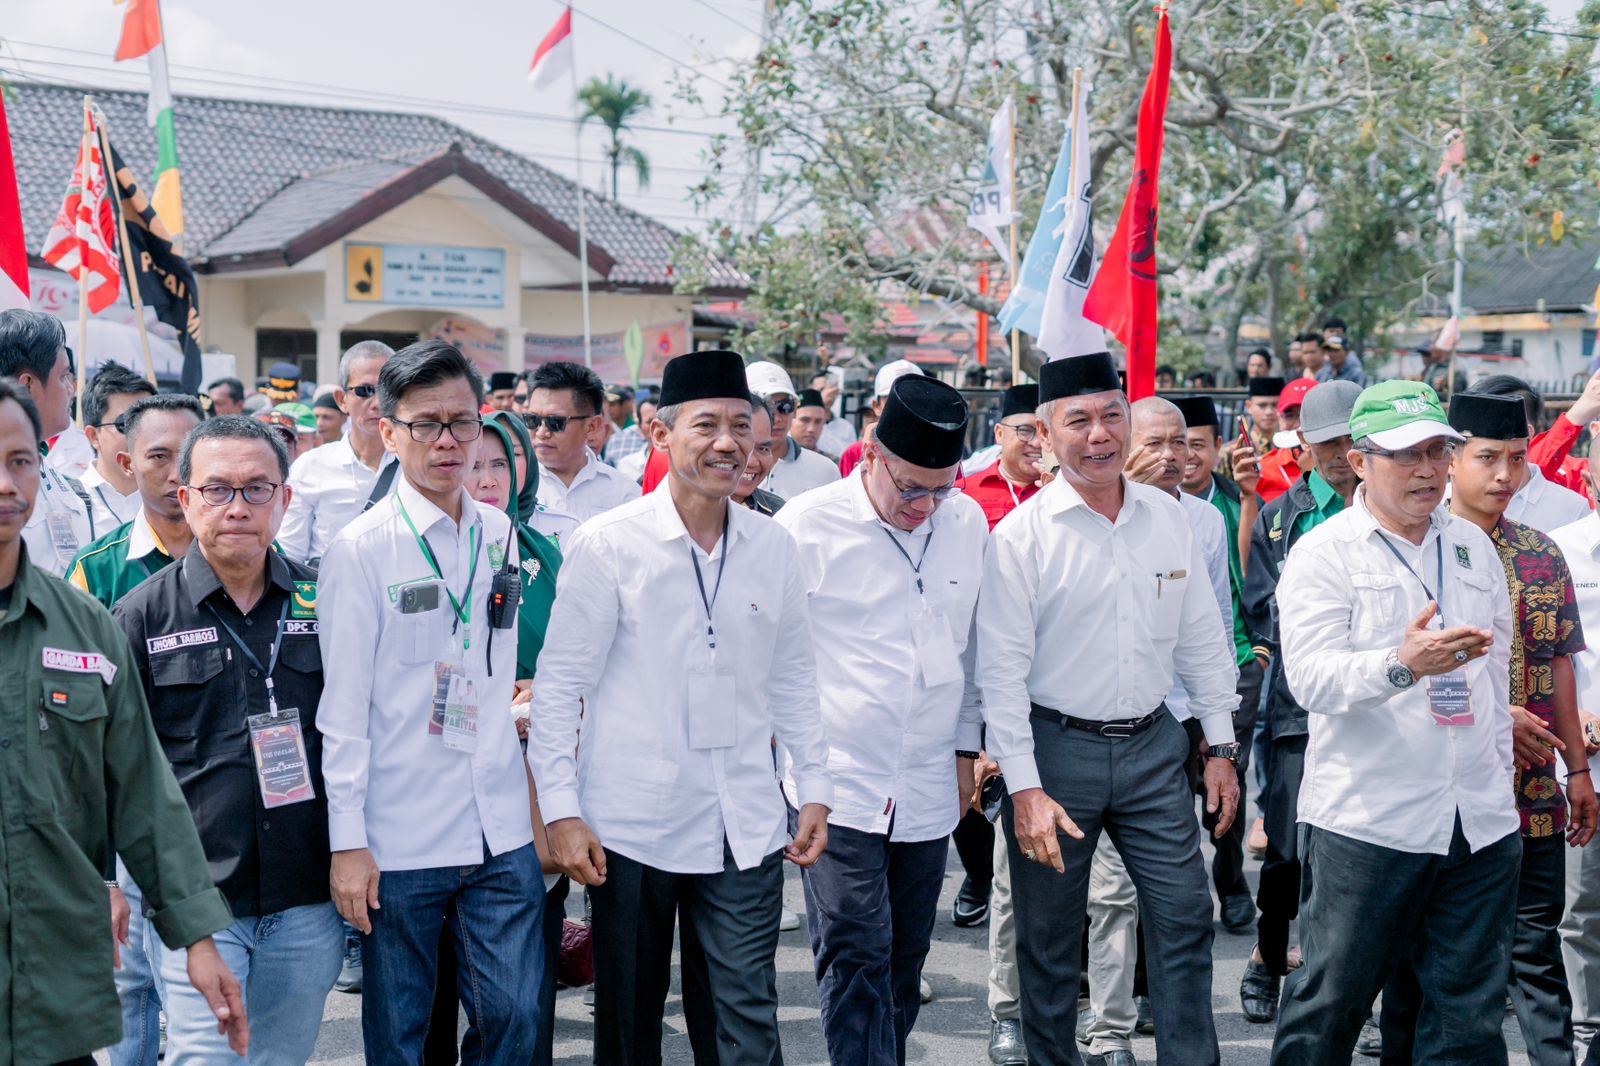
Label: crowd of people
xmin=6 ymin=299 xmax=1600 ymax=1066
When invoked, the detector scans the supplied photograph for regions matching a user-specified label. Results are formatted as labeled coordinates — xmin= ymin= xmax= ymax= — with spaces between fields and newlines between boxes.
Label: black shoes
xmin=952 ymin=876 xmax=991 ymax=927
xmin=987 ymin=1018 xmax=1027 ymax=1065
xmin=1221 ymin=892 xmax=1256 ymax=933
xmin=1240 ymin=958 xmax=1281 ymax=1023
xmin=1134 ymin=995 xmax=1154 ymax=1035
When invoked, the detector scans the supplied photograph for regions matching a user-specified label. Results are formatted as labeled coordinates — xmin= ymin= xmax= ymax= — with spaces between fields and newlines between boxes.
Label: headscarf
xmin=482 ymin=412 xmax=562 ymax=680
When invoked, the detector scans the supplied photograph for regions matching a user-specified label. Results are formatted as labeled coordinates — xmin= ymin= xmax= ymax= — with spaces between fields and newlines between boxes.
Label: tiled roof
xmin=1460 ymin=236 xmax=1599 ymax=315
xmin=9 ymin=80 xmax=748 ymax=293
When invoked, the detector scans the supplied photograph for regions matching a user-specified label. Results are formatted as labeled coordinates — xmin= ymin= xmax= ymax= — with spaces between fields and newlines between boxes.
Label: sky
xmin=0 ymin=0 xmax=765 ymax=233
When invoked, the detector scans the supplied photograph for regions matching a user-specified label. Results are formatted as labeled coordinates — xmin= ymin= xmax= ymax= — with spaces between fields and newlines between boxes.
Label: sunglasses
xmin=92 ymin=415 xmax=129 ymax=435
xmin=526 ymin=413 xmax=594 ymax=434
xmin=771 ymin=398 xmax=797 ymax=415
xmin=346 ymin=384 xmax=378 ymax=399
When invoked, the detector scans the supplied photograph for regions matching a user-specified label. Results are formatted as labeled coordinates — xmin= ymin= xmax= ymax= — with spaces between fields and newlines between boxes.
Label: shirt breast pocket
xmin=1349 ymin=573 xmax=1408 ymax=637
xmin=149 ymin=646 xmax=226 ymax=759
xmin=391 ymin=606 xmax=440 ymax=665
xmin=1453 ymin=568 xmax=1500 ymax=631
xmin=1150 ymin=571 xmax=1188 ymax=640
xmin=29 ymin=676 xmax=109 ymax=817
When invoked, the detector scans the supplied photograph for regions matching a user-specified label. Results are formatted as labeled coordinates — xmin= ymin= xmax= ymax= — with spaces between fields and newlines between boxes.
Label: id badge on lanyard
xmin=1377 ymin=534 xmax=1474 ymax=727
xmin=247 ymin=707 xmax=316 ymax=808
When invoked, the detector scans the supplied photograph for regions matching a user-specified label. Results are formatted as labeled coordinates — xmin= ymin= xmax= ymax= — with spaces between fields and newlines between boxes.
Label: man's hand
xmin=109 ymin=884 xmax=130 ymax=971
xmin=1511 ymin=705 xmax=1565 ymax=769
xmin=973 ymin=752 xmax=1001 ymax=811
xmin=330 ymin=848 xmax=381 ymax=934
xmin=1398 ymin=603 xmax=1494 ymax=678
xmin=1567 ymin=368 xmax=1600 ymax=427
xmin=1203 ymin=757 xmax=1241 ymax=837
xmin=186 ymin=937 xmax=249 ymax=1055
xmin=1568 ymin=773 xmax=1599 ymax=848
xmin=1011 ymin=787 xmax=1085 ymax=873
xmin=1124 ymin=444 xmax=1166 ymax=486
xmin=548 ymin=817 xmax=608 ymax=885
xmin=1229 ymin=441 xmax=1261 ymax=498
xmin=786 ymin=803 xmax=829 ymax=866
xmin=956 ymin=756 xmax=976 ymax=817
xmin=513 ymin=680 xmax=532 ymax=741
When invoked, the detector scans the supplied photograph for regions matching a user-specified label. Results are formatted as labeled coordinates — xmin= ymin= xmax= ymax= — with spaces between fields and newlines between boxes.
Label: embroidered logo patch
xmin=521 ymin=557 xmax=541 ymax=581
xmin=147 ymin=627 xmax=218 ymax=655
xmin=48 ymin=689 xmax=69 ymax=708
xmin=488 ymin=543 xmax=506 ymax=570
xmin=291 ymin=580 xmax=317 ymax=619
xmin=42 ymin=647 xmax=117 ymax=684
xmin=1455 ymin=545 xmax=1472 ymax=569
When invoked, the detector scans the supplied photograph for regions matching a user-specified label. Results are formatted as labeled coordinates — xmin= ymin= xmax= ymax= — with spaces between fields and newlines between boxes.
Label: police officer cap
xmin=1247 ymin=376 xmax=1285 ymax=399
xmin=1171 ymin=396 xmax=1220 ymax=431
xmin=875 ymin=376 xmax=969 ymax=470
xmin=1037 ymin=353 xmax=1121 ymax=404
xmin=1447 ymin=393 xmax=1528 ymax=441
xmin=658 ymin=350 xmax=751 ymax=407
xmin=999 ymin=384 xmax=1039 ymax=420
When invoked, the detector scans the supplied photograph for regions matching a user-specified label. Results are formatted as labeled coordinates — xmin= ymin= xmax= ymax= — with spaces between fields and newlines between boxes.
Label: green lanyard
xmin=396 ymin=495 xmax=480 ymax=650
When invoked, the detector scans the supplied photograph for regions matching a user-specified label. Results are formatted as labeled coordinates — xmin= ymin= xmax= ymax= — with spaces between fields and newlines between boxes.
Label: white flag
xmin=1036 ymin=89 xmax=1104 ymax=360
xmin=966 ymin=97 xmax=1017 ymax=267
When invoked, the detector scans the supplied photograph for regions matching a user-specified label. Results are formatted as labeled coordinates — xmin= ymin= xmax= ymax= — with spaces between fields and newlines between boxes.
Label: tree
xmin=577 ymin=75 xmax=654 ymax=201
xmin=674 ymin=0 xmax=1600 ymax=373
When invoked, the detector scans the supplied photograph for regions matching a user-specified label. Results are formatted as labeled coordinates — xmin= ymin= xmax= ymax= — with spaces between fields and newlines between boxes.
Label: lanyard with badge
xmin=42 ymin=469 xmax=81 ymax=566
xmin=1377 ymin=534 xmax=1474 ymax=727
xmin=211 ymin=601 xmax=317 ymax=807
xmin=882 ymin=525 xmax=964 ymax=687
xmin=685 ymin=508 xmax=737 ymax=750
xmin=398 ymin=495 xmax=483 ymax=753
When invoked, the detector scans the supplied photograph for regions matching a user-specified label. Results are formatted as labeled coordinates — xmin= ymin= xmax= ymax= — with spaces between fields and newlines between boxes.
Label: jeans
xmin=153 ymin=902 xmax=344 ymax=1066
xmin=361 ymin=843 xmax=545 ymax=1066
xmin=110 ymin=863 xmax=164 ymax=1066
xmin=1509 ymin=834 xmax=1576 ymax=1066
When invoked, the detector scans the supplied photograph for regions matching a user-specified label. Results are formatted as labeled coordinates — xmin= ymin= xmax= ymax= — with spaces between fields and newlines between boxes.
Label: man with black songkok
xmin=775 ymin=376 xmax=989 ymax=1065
xmin=487 ymin=372 xmax=520 ymax=413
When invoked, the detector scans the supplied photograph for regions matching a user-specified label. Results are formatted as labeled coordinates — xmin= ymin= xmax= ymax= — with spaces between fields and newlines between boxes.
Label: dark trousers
xmin=790 ymin=809 xmax=948 ymax=1066
xmin=361 ymin=843 xmax=545 ymax=1066
xmin=590 ymin=843 xmax=784 ymax=1066
xmin=951 ymin=809 xmax=995 ymax=893
xmin=1255 ymin=733 xmax=1308 ymax=975
xmin=1004 ymin=711 xmax=1219 ymax=1066
xmin=1269 ymin=818 xmax=1521 ymax=1065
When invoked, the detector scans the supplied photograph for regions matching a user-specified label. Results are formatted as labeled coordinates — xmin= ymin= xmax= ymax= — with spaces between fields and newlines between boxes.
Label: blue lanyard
xmin=209 ymin=600 xmax=292 ymax=712
xmin=1376 ymin=533 xmax=1446 ymax=626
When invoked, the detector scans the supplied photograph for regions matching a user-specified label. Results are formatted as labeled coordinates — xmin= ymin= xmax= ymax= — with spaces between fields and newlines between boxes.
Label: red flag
xmin=0 ymin=93 xmax=29 ymax=311
xmin=40 ymin=105 xmax=122 ymax=315
xmin=1083 ymin=9 xmax=1172 ymax=400
xmin=528 ymin=7 xmax=575 ymax=89
xmin=114 ymin=0 xmax=164 ymax=62
xmin=976 ymin=263 xmax=991 ymax=367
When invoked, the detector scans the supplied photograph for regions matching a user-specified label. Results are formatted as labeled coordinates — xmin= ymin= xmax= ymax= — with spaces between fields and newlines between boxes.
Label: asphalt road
xmin=304 ymin=835 xmax=1540 ymax=1065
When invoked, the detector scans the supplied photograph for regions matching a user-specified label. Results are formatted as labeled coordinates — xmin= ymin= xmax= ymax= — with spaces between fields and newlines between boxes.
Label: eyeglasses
xmin=880 ymin=457 xmax=962 ymax=504
xmin=998 ymin=420 xmax=1039 ymax=442
xmin=1358 ymin=441 xmax=1454 ymax=467
xmin=346 ymin=384 xmax=378 ymax=399
xmin=187 ymin=482 xmax=281 ymax=506
xmin=390 ymin=417 xmax=483 ymax=443
xmin=525 ymin=413 xmax=593 ymax=434
xmin=771 ymin=398 xmax=797 ymax=415
xmin=92 ymin=416 xmax=128 ymax=434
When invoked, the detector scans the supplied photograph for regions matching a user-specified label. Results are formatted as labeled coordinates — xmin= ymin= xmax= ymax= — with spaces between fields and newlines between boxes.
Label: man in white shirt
xmin=45 ymin=420 xmax=94 ymax=479
xmin=775 ymin=375 xmax=986 ymax=1065
xmin=747 ymin=360 xmax=840 ymax=498
xmin=80 ymin=361 xmax=155 ymax=529
xmin=978 ymin=352 xmax=1241 ymax=1066
xmin=0 ymin=309 xmax=95 ymax=576
xmin=1270 ymin=380 xmax=1521 ymax=1064
xmin=530 ymin=348 xmax=833 ymax=1066
xmin=279 ymin=340 xmax=397 ymax=565
xmin=528 ymin=361 xmax=639 ymax=523
xmin=317 ymin=340 xmax=541 ymax=1064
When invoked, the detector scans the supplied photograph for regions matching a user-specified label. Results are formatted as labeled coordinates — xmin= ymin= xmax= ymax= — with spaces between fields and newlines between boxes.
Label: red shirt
xmin=1256 ymin=447 xmax=1299 ymax=505
xmin=839 ymin=441 xmax=866 ymax=477
xmin=958 ymin=462 xmax=1040 ymax=531
xmin=642 ymin=447 xmax=670 ymax=493
xmin=1530 ymin=414 xmax=1592 ymax=503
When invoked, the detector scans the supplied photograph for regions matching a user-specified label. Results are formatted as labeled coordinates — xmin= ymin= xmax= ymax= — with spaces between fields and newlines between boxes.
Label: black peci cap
xmin=796 ymin=388 xmax=826 ymax=410
xmin=999 ymin=384 xmax=1039 ymax=420
xmin=1038 ymin=353 xmax=1121 ymax=404
xmin=488 ymin=372 xmax=520 ymax=391
xmin=875 ymin=376 xmax=970 ymax=469
xmin=1171 ymin=396 xmax=1220 ymax=431
xmin=1247 ymin=376 xmax=1285 ymax=399
xmin=1447 ymin=393 xmax=1529 ymax=441
xmin=658 ymin=349 xmax=751 ymax=407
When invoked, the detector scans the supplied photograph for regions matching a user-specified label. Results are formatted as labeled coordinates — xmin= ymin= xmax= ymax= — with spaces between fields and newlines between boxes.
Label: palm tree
xmin=577 ymin=76 xmax=653 ymax=201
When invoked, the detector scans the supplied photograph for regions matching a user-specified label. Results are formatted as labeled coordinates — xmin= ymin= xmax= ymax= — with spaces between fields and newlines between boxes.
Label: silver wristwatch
xmin=1385 ymin=648 xmax=1417 ymax=689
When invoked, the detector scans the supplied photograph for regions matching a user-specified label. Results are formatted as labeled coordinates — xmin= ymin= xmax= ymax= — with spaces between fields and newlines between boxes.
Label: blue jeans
xmin=152 ymin=901 xmax=343 ymax=1066
xmin=361 ymin=842 xmax=545 ymax=1066
xmin=110 ymin=862 xmax=164 ymax=1066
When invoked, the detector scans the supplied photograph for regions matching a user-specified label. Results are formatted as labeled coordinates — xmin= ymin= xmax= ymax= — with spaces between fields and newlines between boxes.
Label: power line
xmin=682 ymin=0 xmax=765 ymax=38
xmin=567 ymin=3 xmax=737 ymax=95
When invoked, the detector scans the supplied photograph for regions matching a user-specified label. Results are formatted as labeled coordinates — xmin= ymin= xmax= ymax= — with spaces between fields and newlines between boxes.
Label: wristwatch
xmin=1385 ymin=648 xmax=1417 ymax=689
xmin=1205 ymin=743 xmax=1241 ymax=765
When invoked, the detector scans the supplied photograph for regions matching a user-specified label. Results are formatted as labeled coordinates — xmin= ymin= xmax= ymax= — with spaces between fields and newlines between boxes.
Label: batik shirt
xmin=1490 ymin=517 xmax=1586 ymax=838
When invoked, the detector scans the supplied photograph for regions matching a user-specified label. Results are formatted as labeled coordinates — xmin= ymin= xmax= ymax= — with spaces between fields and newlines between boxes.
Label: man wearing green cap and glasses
xmin=1270 ymin=380 xmax=1521 ymax=1064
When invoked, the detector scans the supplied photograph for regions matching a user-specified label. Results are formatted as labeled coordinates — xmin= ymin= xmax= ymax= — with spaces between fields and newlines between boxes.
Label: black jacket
xmin=1243 ymin=473 xmax=1327 ymax=738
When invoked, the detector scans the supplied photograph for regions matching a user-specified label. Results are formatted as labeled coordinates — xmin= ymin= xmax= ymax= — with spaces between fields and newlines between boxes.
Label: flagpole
xmin=567 ymin=5 xmax=594 ymax=369
xmin=1007 ymin=115 xmax=1021 ymax=383
xmin=95 ymin=111 xmax=159 ymax=388
xmin=75 ymin=98 xmax=93 ymax=426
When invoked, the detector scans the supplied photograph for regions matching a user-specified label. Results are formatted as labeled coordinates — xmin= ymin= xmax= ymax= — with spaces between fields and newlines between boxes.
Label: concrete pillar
xmin=314 ymin=319 xmax=343 ymax=388
xmin=504 ymin=326 xmax=528 ymax=374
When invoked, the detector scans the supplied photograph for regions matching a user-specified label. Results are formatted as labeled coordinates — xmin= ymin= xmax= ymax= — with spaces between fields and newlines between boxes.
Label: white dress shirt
xmin=79 ymin=464 xmax=141 ymax=530
xmin=528 ymin=485 xmax=834 ymax=874
xmin=1277 ymin=487 xmax=1517 ymax=854
xmin=774 ymin=473 xmax=987 ymax=841
xmin=1552 ymin=513 xmax=1600 ymax=713
xmin=280 ymin=436 xmax=397 ymax=564
xmin=1167 ymin=491 xmax=1237 ymax=721
xmin=44 ymin=424 xmax=94 ymax=479
xmin=763 ymin=438 xmax=841 ymax=499
xmin=316 ymin=477 xmax=530 ymax=871
xmin=23 ymin=460 xmax=95 ymax=576
xmin=536 ymin=448 xmax=641 ymax=524
xmin=1508 ymin=466 xmax=1591 ymax=534
xmin=977 ymin=476 xmax=1240 ymax=795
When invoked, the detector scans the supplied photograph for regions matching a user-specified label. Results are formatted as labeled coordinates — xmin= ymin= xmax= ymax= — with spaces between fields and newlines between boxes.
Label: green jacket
xmin=483 ymin=413 xmax=563 ymax=679
xmin=0 ymin=546 xmax=231 ymax=1065
xmin=66 ymin=511 xmax=174 ymax=610
xmin=1204 ymin=473 xmax=1256 ymax=668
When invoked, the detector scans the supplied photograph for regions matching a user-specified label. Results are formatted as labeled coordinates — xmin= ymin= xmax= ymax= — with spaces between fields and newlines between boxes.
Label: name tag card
xmin=442 ymin=675 xmax=479 ymax=754
xmin=686 ymin=668 xmax=737 ymax=750
xmin=1427 ymin=671 xmax=1474 ymax=727
xmin=247 ymin=708 xmax=315 ymax=808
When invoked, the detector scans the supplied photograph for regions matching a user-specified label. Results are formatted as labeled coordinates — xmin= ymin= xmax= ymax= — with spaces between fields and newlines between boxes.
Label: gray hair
xmin=654 ymin=394 xmax=758 ymax=432
xmin=1037 ymin=392 xmax=1130 ymax=426
xmin=338 ymin=340 xmax=395 ymax=388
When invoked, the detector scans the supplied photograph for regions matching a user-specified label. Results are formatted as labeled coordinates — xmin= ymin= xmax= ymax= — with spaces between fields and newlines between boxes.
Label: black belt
xmin=1029 ymin=703 xmax=1166 ymax=738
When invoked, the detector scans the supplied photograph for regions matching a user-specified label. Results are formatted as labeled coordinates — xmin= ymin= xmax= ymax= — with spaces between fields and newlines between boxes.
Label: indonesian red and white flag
xmin=528 ymin=7 xmax=574 ymax=90
xmin=40 ymin=105 xmax=122 ymax=314
xmin=0 ymin=93 xmax=30 ymax=311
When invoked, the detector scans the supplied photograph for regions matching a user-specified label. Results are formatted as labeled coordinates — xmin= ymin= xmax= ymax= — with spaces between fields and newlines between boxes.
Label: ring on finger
xmin=1023 ymin=848 xmax=1037 ymax=861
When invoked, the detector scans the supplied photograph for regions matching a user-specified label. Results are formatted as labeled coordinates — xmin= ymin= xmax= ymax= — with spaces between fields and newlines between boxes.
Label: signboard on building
xmin=344 ymin=243 xmax=506 ymax=309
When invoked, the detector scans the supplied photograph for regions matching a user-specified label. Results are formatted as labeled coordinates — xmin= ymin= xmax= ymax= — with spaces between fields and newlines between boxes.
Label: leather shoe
xmin=1086 ymin=1051 xmax=1137 ymax=1066
xmin=1355 ymin=1016 xmax=1382 ymax=1057
xmin=1221 ymin=892 xmax=1256 ymax=933
xmin=987 ymin=1018 xmax=1027 ymax=1065
xmin=1134 ymin=995 xmax=1154 ymax=1035
xmin=952 ymin=876 xmax=991 ymax=927
xmin=1239 ymin=958 xmax=1280 ymax=1023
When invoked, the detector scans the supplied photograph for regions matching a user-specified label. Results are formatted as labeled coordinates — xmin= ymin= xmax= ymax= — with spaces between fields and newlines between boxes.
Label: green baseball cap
xmin=274 ymin=401 xmax=318 ymax=435
xmin=1347 ymin=380 xmax=1465 ymax=450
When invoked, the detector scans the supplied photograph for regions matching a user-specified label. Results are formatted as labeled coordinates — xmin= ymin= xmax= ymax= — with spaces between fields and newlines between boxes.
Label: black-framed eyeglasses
xmin=1357 ymin=441 xmax=1454 ymax=467
xmin=526 ymin=413 xmax=593 ymax=434
xmin=998 ymin=420 xmax=1039 ymax=442
xmin=92 ymin=416 xmax=129 ymax=434
xmin=390 ymin=417 xmax=483 ymax=443
xmin=880 ymin=458 xmax=962 ymax=503
xmin=346 ymin=384 xmax=378 ymax=399
xmin=771 ymin=398 xmax=797 ymax=415
xmin=187 ymin=482 xmax=282 ymax=506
